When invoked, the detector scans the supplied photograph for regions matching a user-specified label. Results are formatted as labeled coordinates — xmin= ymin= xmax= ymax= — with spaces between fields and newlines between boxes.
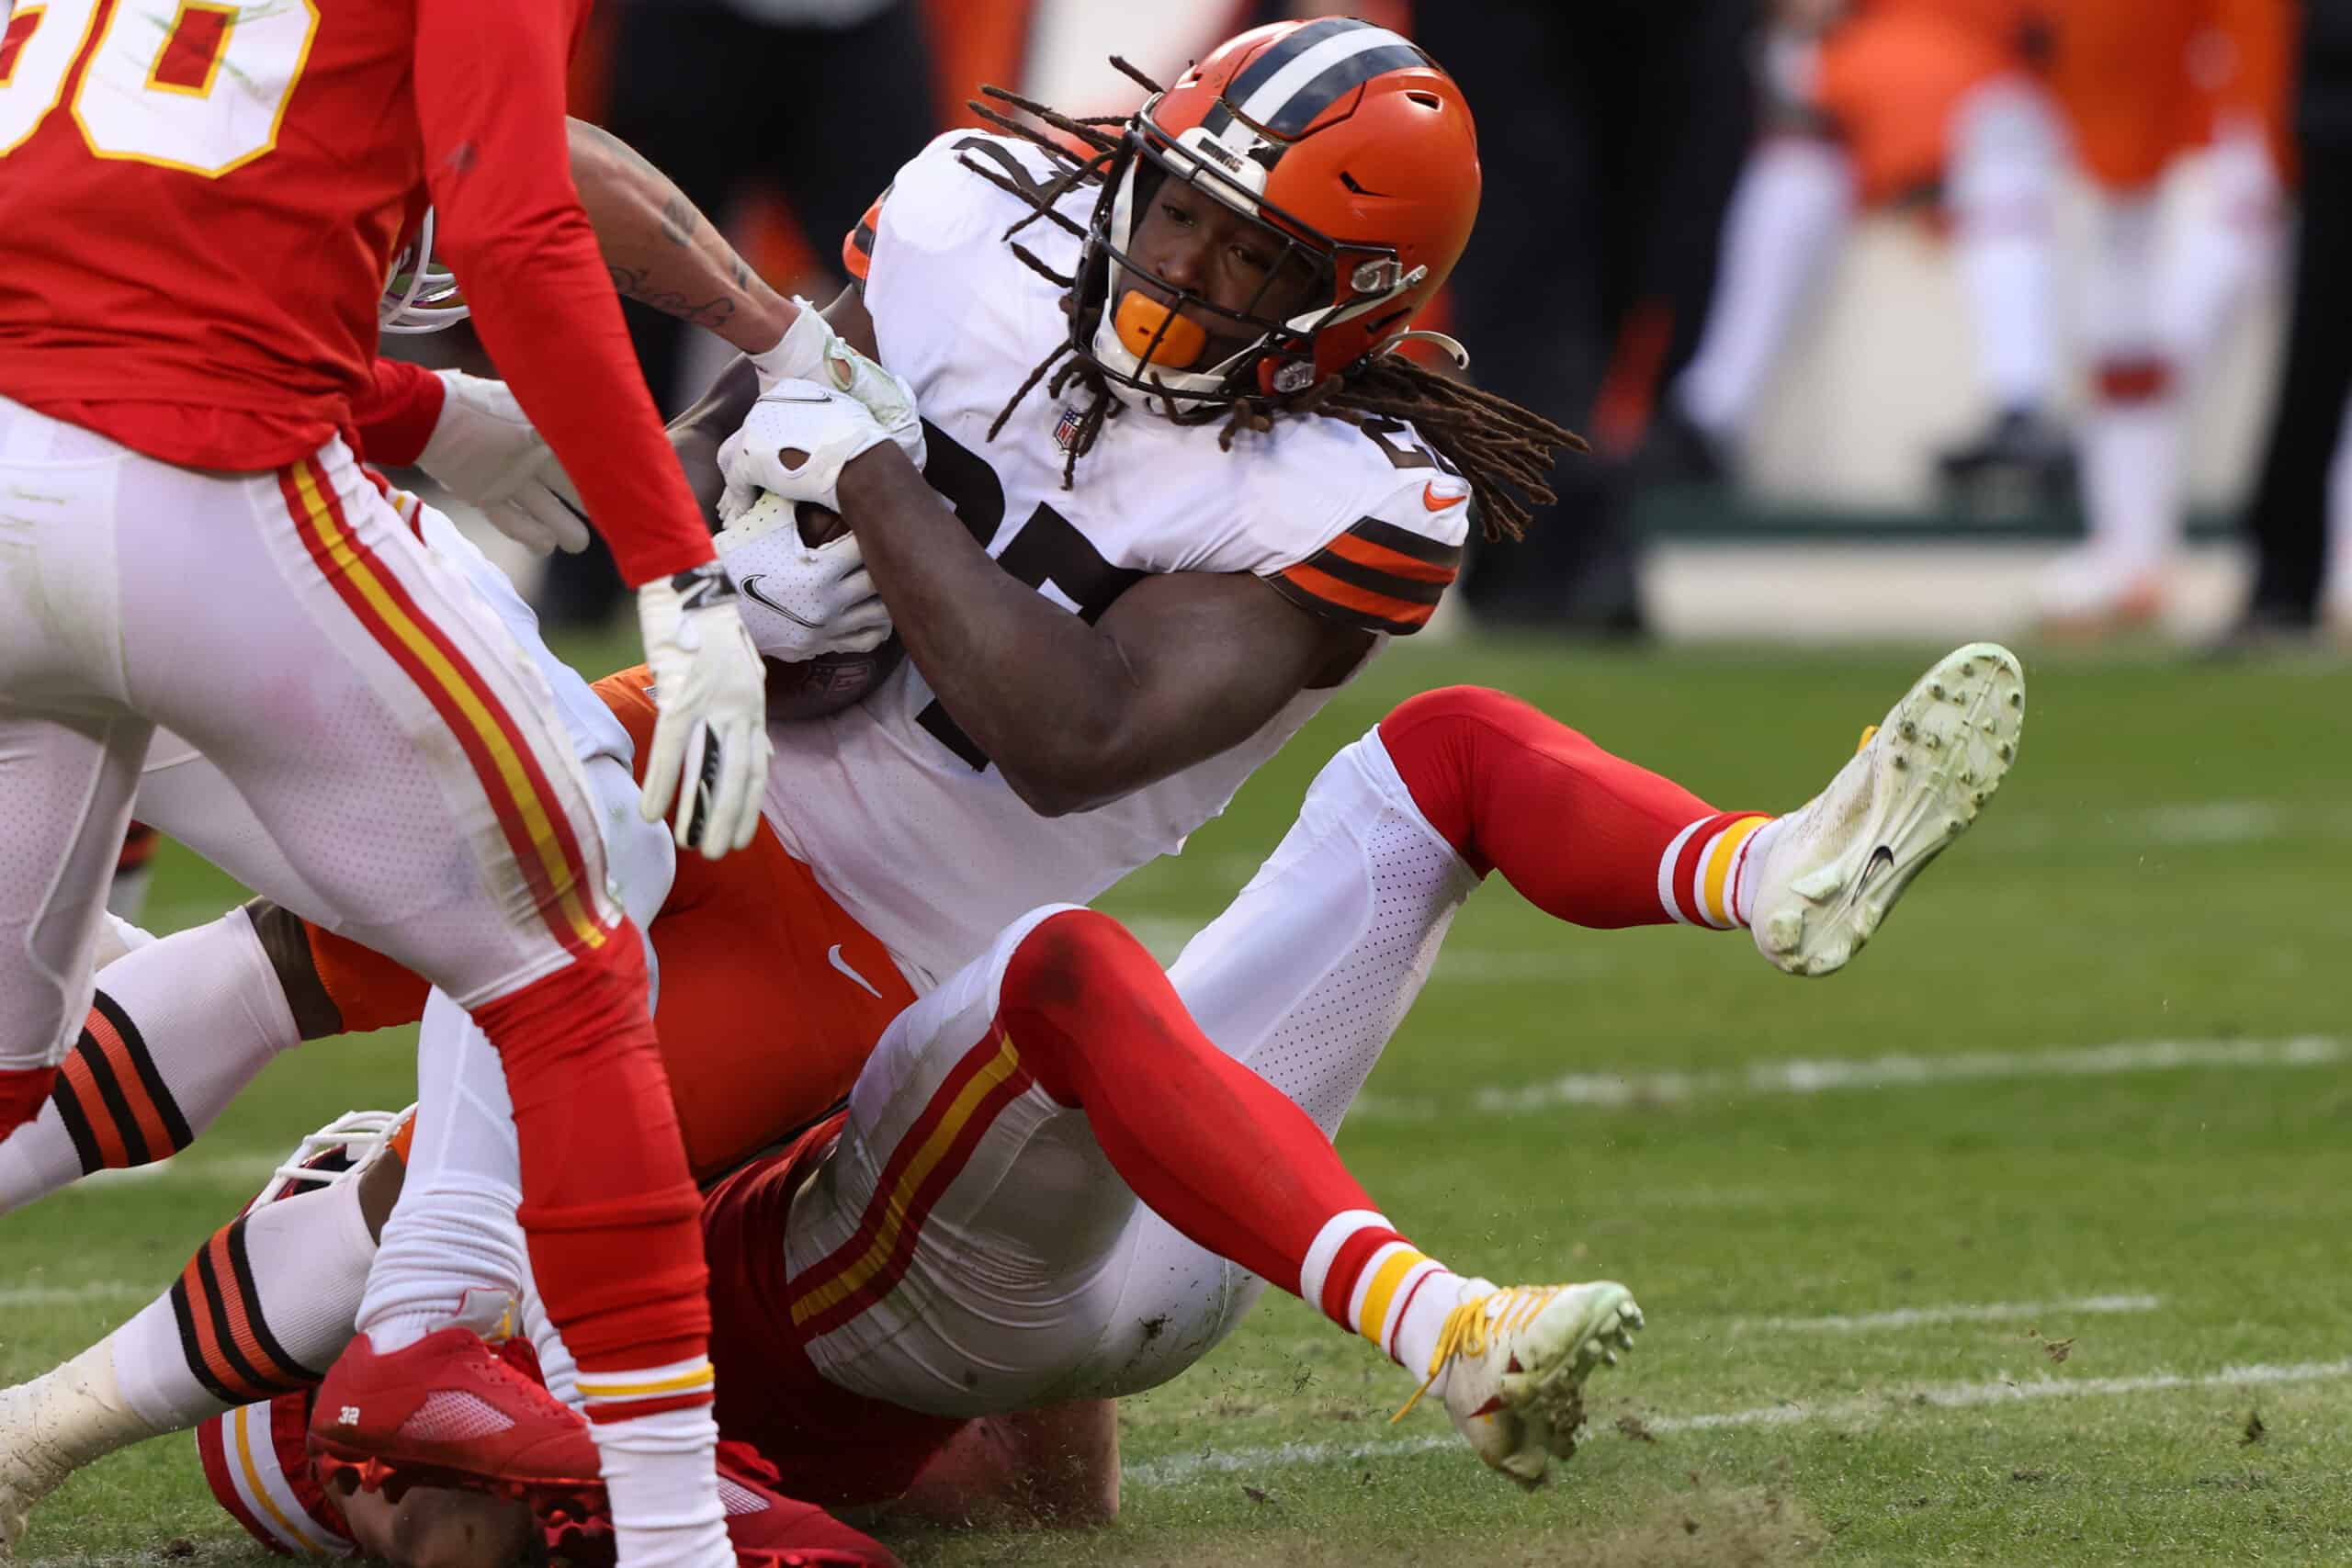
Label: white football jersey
xmin=767 ymin=130 xmax=1470 ymax=986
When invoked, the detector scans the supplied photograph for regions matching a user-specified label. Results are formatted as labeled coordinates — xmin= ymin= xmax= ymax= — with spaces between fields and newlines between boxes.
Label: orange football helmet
xmin=1075 ymin=17 xmax=1481 ymax=404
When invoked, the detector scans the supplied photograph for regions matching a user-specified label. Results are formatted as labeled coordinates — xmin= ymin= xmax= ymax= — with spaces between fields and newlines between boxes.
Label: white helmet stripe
xmin=1235 ymin=26 xmax=1419 ymax=135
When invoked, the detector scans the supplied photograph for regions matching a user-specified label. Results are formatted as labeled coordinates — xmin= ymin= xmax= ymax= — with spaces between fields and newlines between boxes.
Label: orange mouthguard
xmin=1114 ymin=291 xmax=1209 ymax=368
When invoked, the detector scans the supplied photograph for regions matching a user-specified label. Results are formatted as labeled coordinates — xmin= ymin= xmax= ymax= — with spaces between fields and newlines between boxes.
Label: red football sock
xmin=996 ymin=908 xmax=1374 ymax=1297
xmin=471 ymin=928 xmax=710 ymax=1393
xmin=1381 ymin=685 xmax=1771 ymax=930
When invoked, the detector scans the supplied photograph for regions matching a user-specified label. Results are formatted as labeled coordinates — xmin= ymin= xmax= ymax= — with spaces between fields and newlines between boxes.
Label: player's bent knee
xmin=242 ymin=897 xmax=345 ymax=1041
xmin=1002 ymin=907 xmax=1137 ymax=1008
xmin=1382 ymin=683 xmax=1523 ymax=738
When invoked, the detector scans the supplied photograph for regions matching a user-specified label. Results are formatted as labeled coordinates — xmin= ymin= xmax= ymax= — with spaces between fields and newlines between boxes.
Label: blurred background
xmin=396 ymin=0 xmax=2352 ymax=651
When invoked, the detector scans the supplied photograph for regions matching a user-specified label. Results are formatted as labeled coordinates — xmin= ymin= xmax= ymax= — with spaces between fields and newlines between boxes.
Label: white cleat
xmin=0 ymin=1384 xmax=80 ymax=1559
xmin=0 ymin=1348 xmax=158 ymax=1557
xmin=1401 ymin=1280 xmax=1644 ymax=1486
xmin=1749 ymin=642 xmax=2025 ymax=976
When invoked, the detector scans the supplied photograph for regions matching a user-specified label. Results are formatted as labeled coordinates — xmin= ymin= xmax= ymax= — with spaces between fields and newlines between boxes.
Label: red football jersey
xmin=0 ymin=0 xmax=708 ymax=586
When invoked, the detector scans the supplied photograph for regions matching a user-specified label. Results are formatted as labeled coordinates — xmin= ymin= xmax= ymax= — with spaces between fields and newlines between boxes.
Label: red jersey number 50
xmin=0 ymin=0 xmax=318 ymax=175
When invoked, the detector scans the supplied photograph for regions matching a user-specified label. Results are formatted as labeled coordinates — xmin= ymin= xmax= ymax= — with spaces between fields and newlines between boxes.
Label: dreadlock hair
xmin=962 ymin=63 xmax=1587 ymax=542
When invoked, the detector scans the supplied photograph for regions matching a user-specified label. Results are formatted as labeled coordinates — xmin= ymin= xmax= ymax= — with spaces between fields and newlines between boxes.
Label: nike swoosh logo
xmin=828 ymin=943 xmax=883 ymax=999
xmin=741 ymin=574 xmax=824 ymax=628
xmin=1857 ymin=844 xmax=1895 ymax=892
xmin=1422 ymin=481 xmax=1468 ymax=511
xmin=761 ymin=391 xmax=834 ymax=404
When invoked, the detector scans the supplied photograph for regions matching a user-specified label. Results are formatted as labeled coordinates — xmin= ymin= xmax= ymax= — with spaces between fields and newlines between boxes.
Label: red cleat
xmin=541 ymin=1440 xmax=898 ymax=1568
xmin=308 ymin=1327 xmax=604 ymax=1509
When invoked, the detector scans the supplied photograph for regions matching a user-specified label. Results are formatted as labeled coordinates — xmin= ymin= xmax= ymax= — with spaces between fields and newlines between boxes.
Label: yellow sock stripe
xmin=789 ymin=1035 xmax=1026 ymax=1328
xmin=576 ymin=1364 xmax=716 ymax=1400
xmin=233 ymin=1402 xmax=331 ymax=1557
xmin=1353 ymin=1247 xmax=1431 ymax=1348
xmin=288 ymin=462 xmax=605 ymax=953
xmin=1700 ymin=814 xmax=1770 ymax=928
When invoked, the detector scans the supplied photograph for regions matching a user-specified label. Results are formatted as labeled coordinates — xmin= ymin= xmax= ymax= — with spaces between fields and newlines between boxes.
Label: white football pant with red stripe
xmin=789 ymin=725 xmax=1478 ymax=1415
xmin=0 ymin=397 xmax=727 ymax=1565
xmin=0 ymin=396 xmax=627 ymax=1071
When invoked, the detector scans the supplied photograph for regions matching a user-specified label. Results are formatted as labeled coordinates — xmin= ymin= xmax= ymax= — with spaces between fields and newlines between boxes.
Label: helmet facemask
xmin=1071 ymin=103 xmax=1425 ymax=411
xmin=379 ymin=209 xmax=471 ymax=337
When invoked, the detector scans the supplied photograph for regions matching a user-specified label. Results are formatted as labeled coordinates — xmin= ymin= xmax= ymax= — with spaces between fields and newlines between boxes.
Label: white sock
xmin=1298 ymin=1211 xmax=1473 ymax=1389
xmin=2156 ymin=123 xmax=2283 ymax=367
xmin=0 ymin=908 xmax=298 ymax=1215
xmin=1949 ymin=78 xmax=2063 ymax=411
xmin=2079 ymin=197 xmax=2178 ymax=577
xmin=1733 ymin=817 xmax=1787 ymax=927
xmin=356 ymin=992 xmax=527 ymax=1354
xmin=582 ymin=1396 xmax=732 ymax=1568
xmin=1387 ymin=1269 xmax=1476 ymax=1391
xmin=2081 ymin=397 xmax=2179 ymax=577
xmin=111 ymin=1173 xmax=377 ymax=1428
xmin=1674 ymin=136 xmax=1854 ymax=436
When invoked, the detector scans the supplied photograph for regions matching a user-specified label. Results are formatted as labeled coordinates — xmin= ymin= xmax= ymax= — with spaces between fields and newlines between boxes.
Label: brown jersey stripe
xmin=1348 ymin=516 xmax=1463 ymax=569
xmin=843 ymin=186 xmax=887 ymax=283
xmin=1269 ymin=564 xmax=1433 ymax=637
xmin=1296 ymin=544 xmax=1448 ymax=606
xmin=1323 ymin=529 xmax=1458 ymax=585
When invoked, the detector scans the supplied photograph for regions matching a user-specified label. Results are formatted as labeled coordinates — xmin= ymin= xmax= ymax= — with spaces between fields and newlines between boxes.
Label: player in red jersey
xmin=0 ymin=2 xmax=799 ymax=1561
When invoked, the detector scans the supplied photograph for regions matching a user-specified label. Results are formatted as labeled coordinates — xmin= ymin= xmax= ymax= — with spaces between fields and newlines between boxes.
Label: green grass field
xmin=7 ymin=632 xmax=2350 ymax=1567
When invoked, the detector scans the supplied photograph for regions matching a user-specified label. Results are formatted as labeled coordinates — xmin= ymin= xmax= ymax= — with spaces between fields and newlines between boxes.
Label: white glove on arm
xmin=712 ymin=497 xmax=894 ymax=661
xmin=415 ymin=371 xmax=592 ymax=556
xmin=635 ymin=563 xmax=773 ymax=859
xmin=750 ymin=298 xmax=927 ymax=472
xmin=717 ymin=381 xmax=897 ymax=520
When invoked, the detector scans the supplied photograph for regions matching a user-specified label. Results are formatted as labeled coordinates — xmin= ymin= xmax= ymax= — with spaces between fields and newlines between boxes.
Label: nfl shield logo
xmin=1053 ymin=406 xmax=1083 ymax=452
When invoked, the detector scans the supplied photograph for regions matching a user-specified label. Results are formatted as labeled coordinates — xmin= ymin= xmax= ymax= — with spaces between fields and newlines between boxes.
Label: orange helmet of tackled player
xmin=1074 ymin=17 xmax=1481 ymax=405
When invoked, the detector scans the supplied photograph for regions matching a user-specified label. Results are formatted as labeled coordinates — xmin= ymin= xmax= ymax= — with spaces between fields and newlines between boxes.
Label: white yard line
xmin=1122 ymin=1357 xmax=2352 ymax=1488
xmin=71 ymin=1151 xmax=282 ymax=1191
xmin=1352 ymin=1035 xmax=2345 ymax=1120
xmin=1280 ymin=1293 xmax=2163 ymax=1358
xmin=0 ymin=1281 xmax=148 ymax=1307
xmin=1726 ymin=1293 xmax=2161 ymax=1334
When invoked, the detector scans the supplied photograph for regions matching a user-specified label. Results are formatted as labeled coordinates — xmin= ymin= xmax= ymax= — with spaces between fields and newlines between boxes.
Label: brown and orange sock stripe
xmin=169 ymin=1215 xmax=322 ymax=1407
xmin=51 ymin=991 xmax=193 ymax=1175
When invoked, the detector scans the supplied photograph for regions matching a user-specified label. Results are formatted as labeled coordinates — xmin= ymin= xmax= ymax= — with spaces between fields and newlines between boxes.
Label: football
xmin=730 ymin=492 xmax=903 ymax=724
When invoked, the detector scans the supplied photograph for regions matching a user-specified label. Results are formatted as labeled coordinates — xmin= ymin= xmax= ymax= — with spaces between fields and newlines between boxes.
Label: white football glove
xmin=713 ymin=496 xmax=894 ymax=661
xmin=414 ymin=371 xmax=592 ymax=557
xmin=750 ymin=299 xmax=926 ymax=472
xmin=717 ymin=381 xmax=898 ymax=520
xmin=635 ymin=564 xmax=772 ymax=859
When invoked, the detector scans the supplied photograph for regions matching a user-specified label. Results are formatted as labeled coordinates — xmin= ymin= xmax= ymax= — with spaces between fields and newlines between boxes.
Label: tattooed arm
xmin=566 ymin=118 xmax=797 ymax=351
